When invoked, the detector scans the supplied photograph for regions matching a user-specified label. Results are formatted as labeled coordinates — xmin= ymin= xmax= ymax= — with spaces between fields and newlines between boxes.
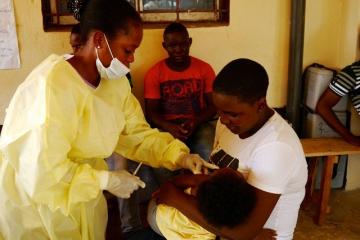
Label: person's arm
xmin=220 ymin=188 xmax=280 ymax=240
xmin=145 ymin=98 xmax=189 ymax=141
xmin=316 ymin=88 xmax=360 ymax=145
xmin=115 ymin=91 xmax=189 ymax=170
xmin=171 ymin=173 xmax=209 ymax=189
xmin=154 ymin=181 xmax=279 ymax=240
xmin=253 ymin=229 xmax=277 ymax=240
xmin=115 ymin=89 xmax=218 ymax=174
xmin=153 ymin=177 xmax=217 ymax=234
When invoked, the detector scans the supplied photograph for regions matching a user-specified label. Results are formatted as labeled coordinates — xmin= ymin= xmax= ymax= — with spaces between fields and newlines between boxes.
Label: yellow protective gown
xmin=0 ymin=55 xmax=189 ymax=240
xmin=156 ymin=204 xmax=216 ymax=240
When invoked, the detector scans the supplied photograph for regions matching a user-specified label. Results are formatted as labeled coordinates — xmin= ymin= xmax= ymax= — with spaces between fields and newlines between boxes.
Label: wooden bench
xmin=300 ymin=137 xmax=360 ymax=225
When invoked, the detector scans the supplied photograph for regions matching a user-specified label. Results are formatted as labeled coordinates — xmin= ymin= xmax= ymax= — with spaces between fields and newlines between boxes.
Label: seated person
xmin=316 ymin=60 xmax=360 ymax=145
xmin=63 ymin=23 xmax=82 ymax=60
xmin=153 ymin=58 xmax=308 ymax=240
xmin=70 ymin=23 xmax=82 ymax=54
xmin=147 ymin=168 xmax=257 ymax=240
xmin=144 ymin=22 xmax=217 ymax=160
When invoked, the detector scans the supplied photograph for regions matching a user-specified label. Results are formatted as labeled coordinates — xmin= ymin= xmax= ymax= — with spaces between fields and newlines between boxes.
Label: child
xmin=147 ymin=168 xmax=257 ymax=240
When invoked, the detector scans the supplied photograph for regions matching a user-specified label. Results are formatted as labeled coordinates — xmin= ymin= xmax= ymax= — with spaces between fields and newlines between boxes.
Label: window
xmin=41 ymin=0 xmax=229 ymax=31
xmin=42 ymin=0 xmax=77 ymax=30
xmin=131 ymin=0 xmax=229 ymax=26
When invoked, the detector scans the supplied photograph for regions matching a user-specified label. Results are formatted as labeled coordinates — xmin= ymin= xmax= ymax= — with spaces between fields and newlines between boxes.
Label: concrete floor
xmin=294 ymin=189 xmax=360 ymax=240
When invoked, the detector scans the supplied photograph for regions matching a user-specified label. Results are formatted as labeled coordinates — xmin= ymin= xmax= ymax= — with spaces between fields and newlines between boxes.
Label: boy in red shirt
xmin=144 ymin=22 xmax=217 ymax=160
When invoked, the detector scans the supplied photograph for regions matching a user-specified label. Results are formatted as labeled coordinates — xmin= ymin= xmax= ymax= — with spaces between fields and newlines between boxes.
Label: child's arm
xmin=170 ymin=173 xmax=210 ymax=189
xmin=153 ymin=179 xmax=219 ymax=235
xmin=154 ymin=182 xmax=280 ymax=240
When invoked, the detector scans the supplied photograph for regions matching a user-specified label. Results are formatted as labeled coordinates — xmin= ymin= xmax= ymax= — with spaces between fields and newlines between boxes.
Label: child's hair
xmin=213 ymin=58 xmax=269 ymax=103
xmin=163 ymin=22 xmax=189 ymax=39
xmin=68 ymin=0 xmax=142 ymax=43
xmin=196 ymin=169 xmax=256 ymax=227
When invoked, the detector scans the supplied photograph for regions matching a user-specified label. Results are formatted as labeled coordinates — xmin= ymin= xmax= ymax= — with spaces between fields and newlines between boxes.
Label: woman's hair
xmin=213 ymin=58 xmax=269 ymax=103
xmin=196 ymin=169 xmax=256 ymax=227
xmin=68 ymin=0 xmax=142 ymax=42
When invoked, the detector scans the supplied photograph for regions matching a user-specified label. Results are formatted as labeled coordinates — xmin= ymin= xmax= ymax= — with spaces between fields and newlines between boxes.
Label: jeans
xmin=186 ymin=119 xmax=216 ymax=160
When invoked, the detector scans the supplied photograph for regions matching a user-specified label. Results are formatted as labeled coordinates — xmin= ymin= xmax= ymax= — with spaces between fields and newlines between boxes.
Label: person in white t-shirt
xmin=153 ymin=58 xmax=308 ymax=240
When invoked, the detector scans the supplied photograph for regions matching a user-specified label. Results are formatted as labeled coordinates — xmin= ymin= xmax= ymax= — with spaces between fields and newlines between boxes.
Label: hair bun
xmin=68 ymin=0 xmax=88 ymax=21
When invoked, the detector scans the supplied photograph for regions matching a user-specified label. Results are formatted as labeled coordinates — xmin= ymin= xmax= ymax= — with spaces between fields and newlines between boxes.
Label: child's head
xmin=212 ymin=59 xmax=271 ymax=138
xmin=196 ymin=168 xmax=256 ymax=228
xmin=162 ymin=22 xmax=192 ymax=69
xmin=70 ymin=23 xmax=81 ymax=54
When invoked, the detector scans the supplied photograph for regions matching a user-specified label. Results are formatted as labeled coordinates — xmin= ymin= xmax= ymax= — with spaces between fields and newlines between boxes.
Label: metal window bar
xmin=176 ymin=0 xmax=179 ymax=21
xmin=55 ymin=0 xmax=60 ymax=24
xmin=42 ymin=0 xmax=73 ymax=25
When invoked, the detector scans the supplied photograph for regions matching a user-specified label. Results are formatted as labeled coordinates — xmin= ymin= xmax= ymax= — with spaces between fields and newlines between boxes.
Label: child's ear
xmin=162 ymin=41 xmax=166 ymax=50
xmin=189 ymin=37 xmax=193 ymax=46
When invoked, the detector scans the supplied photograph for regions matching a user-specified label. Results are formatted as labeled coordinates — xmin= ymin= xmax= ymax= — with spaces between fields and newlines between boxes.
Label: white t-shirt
xmin=212 ymin=111 xmax=307 ymax=240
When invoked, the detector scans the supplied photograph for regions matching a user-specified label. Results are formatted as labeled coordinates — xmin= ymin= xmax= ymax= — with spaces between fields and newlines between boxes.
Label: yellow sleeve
xmin=115 ymin=92 xmax=189 ymax=171
xmin=156 ymin=204 xmax=216 ymax=240
xmin=0 ymin=59 xmax=104 ymax=215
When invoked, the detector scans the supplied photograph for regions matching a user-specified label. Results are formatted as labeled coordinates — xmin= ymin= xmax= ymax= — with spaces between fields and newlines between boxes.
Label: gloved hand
xmin=177 ymin=153 xmax=219 ymax=174
xmin=97 ymin=170 xmax=146 ymax=198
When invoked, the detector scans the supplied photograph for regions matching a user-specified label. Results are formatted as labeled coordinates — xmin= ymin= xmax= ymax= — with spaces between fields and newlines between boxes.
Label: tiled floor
xmin=106 ymin=189 xmax=360 ymax=240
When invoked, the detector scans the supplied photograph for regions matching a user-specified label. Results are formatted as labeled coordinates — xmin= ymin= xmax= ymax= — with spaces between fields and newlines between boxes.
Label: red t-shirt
xmin=144 ymin=57 xmax=215 ymax=121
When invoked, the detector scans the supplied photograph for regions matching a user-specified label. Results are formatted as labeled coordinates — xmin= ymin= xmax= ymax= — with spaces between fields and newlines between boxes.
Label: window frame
xmin=41 ymin=0 xmax=229 ymax=31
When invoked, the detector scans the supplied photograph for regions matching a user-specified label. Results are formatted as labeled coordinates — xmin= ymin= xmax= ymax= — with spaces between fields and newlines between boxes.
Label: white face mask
xmin=95 ymin=35 xmax=130 ymax=80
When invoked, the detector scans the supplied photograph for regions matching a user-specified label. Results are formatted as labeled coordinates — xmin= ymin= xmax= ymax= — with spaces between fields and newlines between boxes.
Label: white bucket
xmin=303 ymin=66 xmax=348 ymax=111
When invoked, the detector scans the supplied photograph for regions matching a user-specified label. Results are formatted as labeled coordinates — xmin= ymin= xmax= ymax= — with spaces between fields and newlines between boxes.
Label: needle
xmin=133 ymin=162 xmax=142 ymax=175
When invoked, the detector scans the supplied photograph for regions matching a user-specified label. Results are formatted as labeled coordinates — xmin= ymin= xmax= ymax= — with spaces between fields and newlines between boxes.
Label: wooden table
xmin=301 ymin=138 xmax=360 ymax=225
